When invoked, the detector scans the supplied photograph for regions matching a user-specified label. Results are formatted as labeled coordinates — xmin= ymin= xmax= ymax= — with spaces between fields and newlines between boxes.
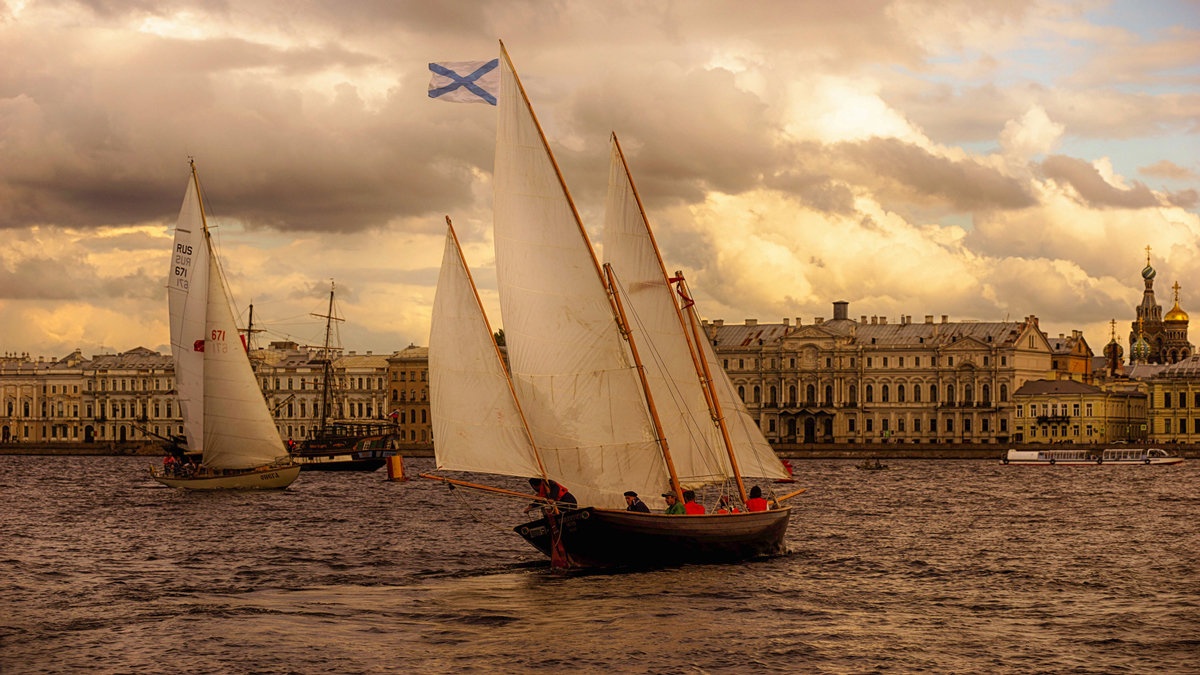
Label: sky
xmin=1 ymin=0 xmax=1198 ymax=359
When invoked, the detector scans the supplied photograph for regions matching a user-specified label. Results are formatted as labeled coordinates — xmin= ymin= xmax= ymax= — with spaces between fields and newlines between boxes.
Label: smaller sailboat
xmin=290 ymin=283 xmax=399 ymax=471
xmin=150 ymin=160 xmax=300 ymax=490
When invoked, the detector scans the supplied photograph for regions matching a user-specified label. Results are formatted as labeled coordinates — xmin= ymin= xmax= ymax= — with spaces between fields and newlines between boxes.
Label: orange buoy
xmin=386 ymin=454 xmax=408 ymax=482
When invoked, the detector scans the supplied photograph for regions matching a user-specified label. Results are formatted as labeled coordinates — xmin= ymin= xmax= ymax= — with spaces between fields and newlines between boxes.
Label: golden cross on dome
xmin=1173 ymin=281 xmax=1181 ymax=302
xmin=1146 ymin=245 xmax=1152 ymax=265
xmin=1110 ymin=318 xmax=1117 ymax=339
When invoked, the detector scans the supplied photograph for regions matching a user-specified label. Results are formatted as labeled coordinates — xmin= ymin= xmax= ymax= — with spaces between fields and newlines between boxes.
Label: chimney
xmin=714 ymin=319 xmax=724 ymax=327
xmin=795 ymin=317 xmax=802 ymax=326
xmin=941 ymin=315 xmax=949 ymax=324
xmin=745 ymin=319 xmax=757 ymax=327
xmin=879 ymin=317 xmax=888 ymax=325
xmin=861 ymin=315 xmax=868 ymax=324
xmin=815 ymin=317 xmax=824 ymax=325
xmin=832 ymin=301 xmax=849 ymax=321
xmin=925 ymin=315 xmax=934 ymax=324
xmin=871 ymin=316 xmax=878 ymax=325
xmin=782 ymin=318 xmax=789 ymax=326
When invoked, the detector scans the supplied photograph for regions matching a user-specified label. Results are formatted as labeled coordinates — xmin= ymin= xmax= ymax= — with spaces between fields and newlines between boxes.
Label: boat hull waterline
xmin=149 ymin=463 xmax=301 ymax=489
xmin=516 ymin=506 xmax=791 ymax=569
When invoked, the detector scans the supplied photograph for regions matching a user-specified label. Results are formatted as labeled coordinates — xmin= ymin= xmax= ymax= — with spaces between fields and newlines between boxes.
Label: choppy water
xmin=1 ymin=455 xmax=1197 ymax=673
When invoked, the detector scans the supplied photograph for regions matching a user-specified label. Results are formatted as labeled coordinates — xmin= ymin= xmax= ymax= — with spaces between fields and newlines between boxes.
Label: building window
xmin=1000 ymin=384 xmax=1008 ymax=402
xmin=964 ymin=418 xmax=972 ymax=433
xmin=1000 ymin=418 xmax=1007 ymax=432
xmin=1085 ymin=403 xmax=1093 ymax=416
xmin=866 ymin=419 xmax=873 ymax=432
xmin=738 ymin=386 xmax=745 ymax=402
xmin=945 ymin=418 xmax=954 ymax=432
xmin=914 ymin=357 xmax=920 ymax=366
xmin=913 ymin=386 xmax=921 ymax=403
xmin=946 ymin=385 xmax=955 ymax=403
xmin=914 ymin=418 xmax=921 ymax=433
xmin=866 ymin=385 xmax=873 ymax=403
xmin=823 ymin=385 xmax=833 ymax=406
xmin=1164 ymin=392 xmax=1172 ymax=408
xmin=788 ymin=385 xmax=797 ymax=405
xmin=948 ymin=357 xmax=954 ymax=366
xmin=883 ymin=357 xmax=888 ymax=367
xmin=1016 ymin=405 xmax=1023 ymax=418
xmin=753 ymin=386 xmax=761 ymax=403
xmin=982 ymin=384 xmax=991 ymax=404
xmin=806 ymin=384 xmax=815 ymax=404
xmin=930 ymin=385 xmax=938 ymax=403
xmin=1072 ymin=403 xmax=1080 ymax=416
xmin=848 ymin=385 xmax=857 ymax=406
xmin=848 ymin=417 xmax=856 ymax=432
xmin=881 ymin=385 xmax=889 ymax=403
xmin=899 ymin=357 xmax=904 ymax=367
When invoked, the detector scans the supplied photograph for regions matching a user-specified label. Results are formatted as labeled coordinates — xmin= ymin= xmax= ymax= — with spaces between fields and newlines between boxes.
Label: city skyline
xmin=1 ymin=1 xmax=1198 ymax=359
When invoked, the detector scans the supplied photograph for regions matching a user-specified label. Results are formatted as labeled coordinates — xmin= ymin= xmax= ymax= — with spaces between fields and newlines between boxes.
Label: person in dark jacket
xmin=624 ymin=490 xmax=650 ymax=513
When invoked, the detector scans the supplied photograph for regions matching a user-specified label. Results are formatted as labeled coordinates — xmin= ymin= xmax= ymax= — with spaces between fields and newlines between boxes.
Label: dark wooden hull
xmin=515 ymin=506 xmax=791 ymax=569
xmin=291 ymin=427 xmax=395 ymax=472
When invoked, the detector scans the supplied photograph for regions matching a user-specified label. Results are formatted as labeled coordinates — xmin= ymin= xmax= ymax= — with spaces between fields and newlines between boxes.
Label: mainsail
xmin=492 ymin=50 xmax=668 ymax=509
xmin=429 ymin=221 xmax=543 ymax=478
xmin=167 ymin=178 xmax=209 ymax=452
xmin=601 ymin=138 xmax=731 ymax=486
xmin=167 ymin=163 xmax=288 ymax=470
xmin=602 ymin=137 xmax=788 ymax=482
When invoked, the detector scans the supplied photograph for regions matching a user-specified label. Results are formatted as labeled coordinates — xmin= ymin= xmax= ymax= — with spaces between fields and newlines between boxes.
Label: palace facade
xmin=707 ymin=302 xmax=1055 ymax=444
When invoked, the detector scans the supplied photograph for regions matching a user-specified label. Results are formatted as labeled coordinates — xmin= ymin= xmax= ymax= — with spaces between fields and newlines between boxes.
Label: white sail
xmin=601 ymin=139 xmax=733 ymax=486
xmin=429 ymin=223 xmax=543 ymax=478
xmin=201 ymin=244 xmax=290 ymax=469
xmin=492 ymin=52 xmax=668 ymax=508
xmin=167 ymin=176 xmax=209 ymax=452
xmin=701 ymin=336 xmax=789 ymax=479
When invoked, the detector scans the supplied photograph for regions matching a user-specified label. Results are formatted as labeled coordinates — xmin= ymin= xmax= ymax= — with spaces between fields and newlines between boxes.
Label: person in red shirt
xmin=682 ymin=489 xmax=706 ymax=514
xmin=745 ymin=485 xmax=769 ymax=512
xmin=715 ymin=495 xmax=740 ymax=514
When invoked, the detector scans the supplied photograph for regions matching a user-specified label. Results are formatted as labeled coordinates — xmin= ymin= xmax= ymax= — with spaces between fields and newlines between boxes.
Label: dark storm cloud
xmin=838 ymin=137 xmax=1036 ymax=210
xmin=1040 ymin=155 xmax=1160 ymax=209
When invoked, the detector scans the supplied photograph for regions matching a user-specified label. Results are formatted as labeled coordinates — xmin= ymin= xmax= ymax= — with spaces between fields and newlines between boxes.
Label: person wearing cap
xmin=682 ymin=489 xmax=706 ymax=514
xmin=623 ymin=491 xmax=650 ymax=513
xmin=663 ymin=491 xmax=686 ymax=515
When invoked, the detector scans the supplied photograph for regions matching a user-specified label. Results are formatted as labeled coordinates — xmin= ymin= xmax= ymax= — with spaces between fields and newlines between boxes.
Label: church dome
xmin=1165 ymin=301 xmax=1189 ymax=323
xmin=1142 ymin=264 xmax=1156 ymax=280
xmin=1132 ymin=334 xmax=1152 ymax=361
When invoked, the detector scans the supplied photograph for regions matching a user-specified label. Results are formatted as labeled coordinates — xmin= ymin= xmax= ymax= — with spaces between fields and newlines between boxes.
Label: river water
xmin=1 ymin=455 xmax=1196 ymax=673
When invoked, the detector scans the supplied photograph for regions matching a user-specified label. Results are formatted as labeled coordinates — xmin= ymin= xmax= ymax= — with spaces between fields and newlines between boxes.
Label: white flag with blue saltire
xmin=428 ymin=59 xmax=500 ymax=105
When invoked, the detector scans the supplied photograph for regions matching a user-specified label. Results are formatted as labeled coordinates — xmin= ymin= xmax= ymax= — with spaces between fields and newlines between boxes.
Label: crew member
xmin=682 ymin=490 xmax=706 ymax=514
xmin=663 ymin=491 xmax=685 ymax=515
xmin=624 ymin=490 xmax=650 ymax=513
xmin=746 ymin=485 xmax=769 ymax=512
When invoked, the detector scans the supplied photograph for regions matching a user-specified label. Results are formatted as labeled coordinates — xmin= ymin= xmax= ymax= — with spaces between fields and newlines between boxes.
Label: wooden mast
xmin=605 ymin=263 xmax=685 ymax=502
xmin=311 ymin=282 xmax=343 ymax=436
xmin=609 ymin=135 xmax=748 ymax=503
xmin=444 ymin=216 xmax=548 ymax=479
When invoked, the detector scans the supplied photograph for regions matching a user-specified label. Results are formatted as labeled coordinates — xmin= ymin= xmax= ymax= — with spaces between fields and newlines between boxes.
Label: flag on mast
xmin=427 ymin=59 xmax=500 ymax=105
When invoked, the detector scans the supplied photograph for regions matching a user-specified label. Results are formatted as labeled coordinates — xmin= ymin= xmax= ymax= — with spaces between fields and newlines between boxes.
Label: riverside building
xmin=1011 ymin=379 xmax=1146 ymax=443
xmin=706 ymin=302 xmax=1056 ymax=444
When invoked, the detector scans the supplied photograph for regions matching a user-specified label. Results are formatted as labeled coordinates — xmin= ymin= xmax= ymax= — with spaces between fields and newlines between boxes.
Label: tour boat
xmin=1001 ymin=447 xmax=1184 ymax=466
xmin=150 ymin=160 xmax=300 ymax=490
xmin=421 ymin=44 xmax=798 ymax=570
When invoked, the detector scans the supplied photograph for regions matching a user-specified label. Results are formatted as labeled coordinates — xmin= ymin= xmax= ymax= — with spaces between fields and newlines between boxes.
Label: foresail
xmin=701 ymin=336 xmax=789 ymax=479
xmin=602 ymin=139 xmax=732 ymax=487
xmin=201 ymin=241 xmax=288 ymax=469
xmin=167 ymin=175 xmax=208 ymax=453
xmin=493 ymin=49 xmax=668 ymax=509
xmin=429 ymin=223 xmax=543 ymax=478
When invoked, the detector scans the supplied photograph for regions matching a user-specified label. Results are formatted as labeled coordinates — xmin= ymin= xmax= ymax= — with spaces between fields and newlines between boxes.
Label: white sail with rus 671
xmin=423 ymin=43 xmax=802 ymax=569
xmin=150 ymin=160 xmax=300 ymax=490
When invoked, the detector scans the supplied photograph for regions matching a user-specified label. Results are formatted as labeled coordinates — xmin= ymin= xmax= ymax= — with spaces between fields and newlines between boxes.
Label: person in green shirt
xmin=663 ymin=492 xmax=685 ymax=515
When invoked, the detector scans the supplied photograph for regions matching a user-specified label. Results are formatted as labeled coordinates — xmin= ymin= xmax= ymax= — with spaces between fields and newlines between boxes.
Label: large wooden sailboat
xmin=150 ymin=160 xmax=300 ymax=490
xmin=424 ymin=45 xmax=799 ymax=569
xmin=290 ymin=283 xmax=398 ymax=471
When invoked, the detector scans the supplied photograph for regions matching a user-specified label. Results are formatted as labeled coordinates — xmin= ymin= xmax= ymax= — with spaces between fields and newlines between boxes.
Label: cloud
xmin=999 ymin=105 xmax=1064 ymax=158
xmin=1141 ymin=159 xmax=1198 ymax=181
xmin=1040 ymin=155 xmax=1160 ymax=209
xmin=837 ymin=137 xmax=1037 ymax=210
